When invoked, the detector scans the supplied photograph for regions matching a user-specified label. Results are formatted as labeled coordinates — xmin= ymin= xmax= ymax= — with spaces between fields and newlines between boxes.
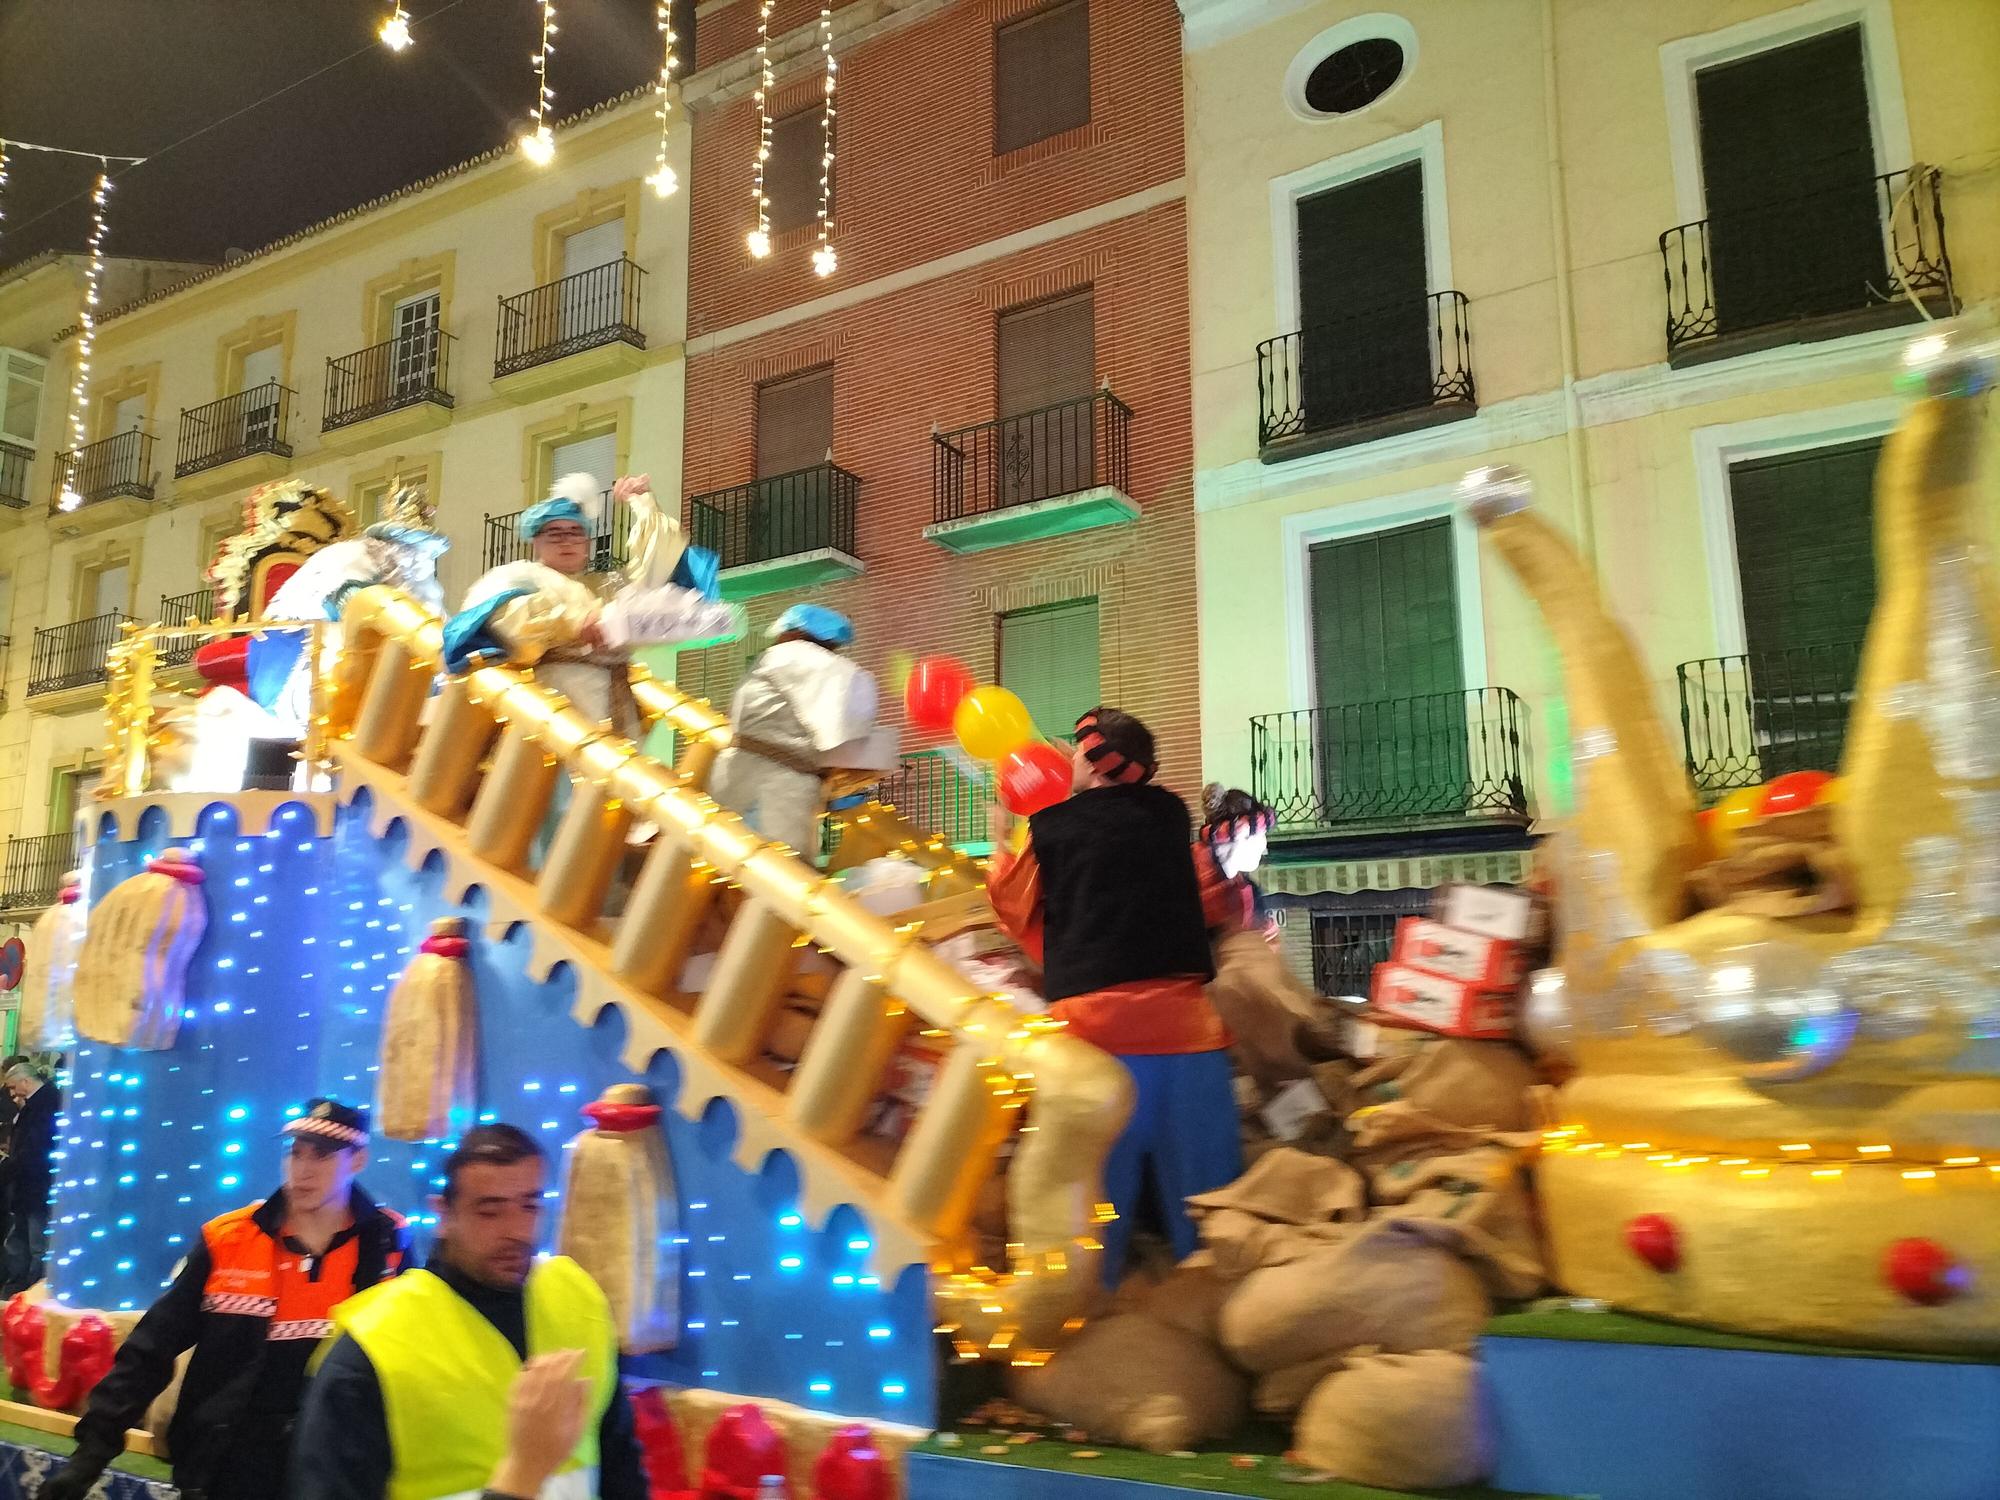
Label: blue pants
xmin=1098 ymin=1048 xmax=1242 ymax=1286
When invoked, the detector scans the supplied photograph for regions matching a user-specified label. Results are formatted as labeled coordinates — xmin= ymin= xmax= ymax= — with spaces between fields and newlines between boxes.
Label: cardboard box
xmin=1435 ymin=882 xmax=1543 ymax=943
xmin=1370 ymin=962 xmax=1515 ymax=1039
xmin=1392 ymin=917 xmax=1525 ymax=989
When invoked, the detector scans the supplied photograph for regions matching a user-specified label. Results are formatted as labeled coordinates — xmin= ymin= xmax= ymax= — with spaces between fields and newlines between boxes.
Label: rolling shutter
xmin=999 ymin=598 xmax=1100 ymax=742
xmin=995 ymin=0 xmax=1090 ymax=156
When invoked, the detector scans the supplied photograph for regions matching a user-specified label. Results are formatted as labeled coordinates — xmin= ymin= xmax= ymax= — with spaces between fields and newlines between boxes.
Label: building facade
xmin=1182 ymin=0 xmax=2000 ymax=988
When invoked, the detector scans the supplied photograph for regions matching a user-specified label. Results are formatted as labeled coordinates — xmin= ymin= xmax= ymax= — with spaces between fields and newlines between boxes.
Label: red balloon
xmin=999 ymin=742 xmax=1072 ymax=817
xmin=1883 ymin=1237 xmax=1967 ymax=1306
xmin=1624 ymin=1213 xmax=1680 ymax=1273
xmin=813 ymin=1426 xmax=890 ymax=1500
xmin=904 ymin=656 xmax=975 ymax=734
xmin=1758 ymin=769 xmax=1834 ymax=817
xmin=701 ymin=1404 xmax=788 ymax=1499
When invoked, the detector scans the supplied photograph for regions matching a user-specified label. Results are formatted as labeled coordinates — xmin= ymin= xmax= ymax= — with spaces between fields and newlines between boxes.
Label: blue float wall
xmin=52 ymin=794 xmax=934 ymax=1424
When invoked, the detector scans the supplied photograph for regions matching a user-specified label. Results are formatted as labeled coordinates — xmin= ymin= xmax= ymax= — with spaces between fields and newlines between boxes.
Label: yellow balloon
xmin=1818 ymin=775 xmax=1844 ymax=806
xmin=954 ymin=685 xmax=1035 ymax=761
xmin=1711 ymin=784 xmax=1764 ymax=853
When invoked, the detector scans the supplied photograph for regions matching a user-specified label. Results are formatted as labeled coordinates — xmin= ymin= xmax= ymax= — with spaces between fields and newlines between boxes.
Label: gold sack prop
xmin=73 ymin=849 xmax=206 ymax=1051
xmin=19 ymin=872 xmax=84 ymax=1052
xmin=376 ymin=917 xmax=479 ymax=1143
xmin=555 ymin=1084 xmax=681 ymax=1354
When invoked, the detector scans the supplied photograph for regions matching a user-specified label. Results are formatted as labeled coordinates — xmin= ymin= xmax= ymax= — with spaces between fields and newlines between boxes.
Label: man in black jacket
xmin=0 ymin=1061 xmax=59 ymax=1297
xmin=40 ymin=1099 xmax=407 ymax=1500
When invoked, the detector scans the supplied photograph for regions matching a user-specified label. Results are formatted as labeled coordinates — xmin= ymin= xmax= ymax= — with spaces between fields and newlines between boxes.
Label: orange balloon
xmin=1710 ymin=785 xmax=1764 ymax=853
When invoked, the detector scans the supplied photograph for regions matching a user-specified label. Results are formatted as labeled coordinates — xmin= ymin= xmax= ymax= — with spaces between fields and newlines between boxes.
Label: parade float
xmin=1 ymin=331 xmax=1996 ymax=1500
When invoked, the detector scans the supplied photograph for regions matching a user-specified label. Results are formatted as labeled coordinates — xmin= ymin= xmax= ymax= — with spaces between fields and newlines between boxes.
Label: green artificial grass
xmin=1485 ymin=1303 xmax=2000 ymax=1366
xmin=0 ymin=1415 xmax=173 ymax=1480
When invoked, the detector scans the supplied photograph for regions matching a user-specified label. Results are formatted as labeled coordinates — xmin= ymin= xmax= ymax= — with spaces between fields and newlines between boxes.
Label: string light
xmin=0 ymin=141 xmax=9 ymax=232
xmin=646 ymin=2 xmax=680 ymax=197
xmin=811 ymin=5 xmax=838 ymax=278
xmin=520 ymin=0 xmax=558 ymax=166
xmin=378 ymin=5 xmax=413 ymax=51
xmin=57 ymin=162 xmax=112 ymax=514
xmin=746 ymin=0 xmax=774 ymax=258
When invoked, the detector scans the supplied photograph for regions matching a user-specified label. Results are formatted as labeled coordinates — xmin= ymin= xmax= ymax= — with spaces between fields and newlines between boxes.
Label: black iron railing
xmin=875 ymin=749 xmax=996 ymax=849
xmin=0 ymin=832 xmax=78 ymax=913
xmin=1661 ymin=167 xmax=1953 ymax=356
xmin=1678 ymin=644 xmax=1862 ymax=799
xmin=1257 ymin=291 xmax=1475 ymax=449
xmin=325 ymin=331 xmax=455 ymax=430
xmin=932 ymin=390 xmax=1131 ymax=525
xmin=27 ymin=611 xmax=131 ymax=698
xmin=156 ymin=586 xmax=217 ymax=669
xmin=495 ymin=258 xmax=646 ymax=377
xmin=52 ymin=430 xmax=155 ymax=511
xmin=1310 ymin=896 xmax=1431 ymax=998
xmin=1250 ymin=688 xmax=1532 ymax=832
xmin=688 ymin=463 xmax=860 ymax=570
xmin=176 ymin=382 xmax=294 ymax=478
xmin=0 ymin=438 xmax=30 ymax=510
xmin=481 ymin=492 xmax=629 ymax=573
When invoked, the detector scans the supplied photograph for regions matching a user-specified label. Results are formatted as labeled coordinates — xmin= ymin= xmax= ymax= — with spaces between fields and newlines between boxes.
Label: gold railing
xmin=101 ymin=593 xmax=1128 ymax=1360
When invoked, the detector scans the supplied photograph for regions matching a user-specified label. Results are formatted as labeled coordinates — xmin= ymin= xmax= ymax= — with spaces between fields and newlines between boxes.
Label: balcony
xmin=688 ymin=463 xmax=862 ymax=600
xmin=52 ymin=430 xmax=156 ymax=532
xmin=0 ymin=832 xmax=79 ymax=916
xmin=1257 ymin=291 xmax=1476 ymax=462
xmin=323 ymin=330 xmax=456 ymax=449
xmin=926 ymin=390 xmax=1136 ymax=555
xmin=156 ymin=586 xmax=217 ymax=670
xmin=0 ymin=438 xmax=30 ymax=529
xmin=482 ymin=493 xmax=629 ymax=574
xmin=493 ymin=258 xmax=646 ymax=401
xmin=875 ymin=749 xmax=996 ymax=852
xmin=1661 ymin=167 xmax=1954 ymax=367
xmin=1677 ymin=644 xmax=1860 ymax=802
xmin=1250 ymin=688 xmax=1533 ymax=839
xmin=175 ymin=382 xmax=295 ymax=497
xmin=27 ymin=611 xmax=132 ymax=702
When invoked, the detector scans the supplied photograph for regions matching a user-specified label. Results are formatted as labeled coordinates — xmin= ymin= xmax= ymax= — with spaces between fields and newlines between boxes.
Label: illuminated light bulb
xmin=746 ymin=228 xmax=771 ymax=259
xmin=647 ymin=164 xmax=679 ymax=198
xmin=379 ymin=5 xmax=413 ymax=50
xmin=811 ymin=243 xmax=838 ymax=278
xmin=520 ymin=125 xmax=556 ymax=166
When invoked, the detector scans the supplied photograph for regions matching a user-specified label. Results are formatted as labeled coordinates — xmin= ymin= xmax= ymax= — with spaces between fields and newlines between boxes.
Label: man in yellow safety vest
xmin=289 ymin=1123 xmax=645 ymax=1499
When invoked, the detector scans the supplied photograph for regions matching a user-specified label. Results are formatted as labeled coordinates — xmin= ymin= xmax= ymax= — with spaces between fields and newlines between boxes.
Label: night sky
xmin=0 ymin=0 xmax=689 ymax=272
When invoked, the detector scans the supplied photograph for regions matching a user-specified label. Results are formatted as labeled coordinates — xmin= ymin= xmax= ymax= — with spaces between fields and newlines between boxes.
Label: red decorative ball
xmin=1884 ymin=1237 xmax=1967 ymax=1306
xmin=1758 ymin=769 xmax=1834 ymax=817
xmin=1625 ymin=1213 xmax=1680 ymax=1272
xmin=813 ymin=1426 xmax=889 ymax=1500
xmin=998 ymin=741 xmax=1073 ymax=817
xmin=701 ymin=1404 xmax=788 ymax=1498
xmin=904 ymin=656 xmax=975 ymax=734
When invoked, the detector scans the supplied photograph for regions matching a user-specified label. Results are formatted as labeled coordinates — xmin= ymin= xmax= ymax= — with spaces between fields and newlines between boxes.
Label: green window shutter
xmin=998 ymin=598 xmax=1101 ymax=742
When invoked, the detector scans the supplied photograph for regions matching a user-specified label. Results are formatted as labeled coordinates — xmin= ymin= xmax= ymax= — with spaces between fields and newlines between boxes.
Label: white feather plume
xmin=551 ymin=471 xmax=605 ymax=527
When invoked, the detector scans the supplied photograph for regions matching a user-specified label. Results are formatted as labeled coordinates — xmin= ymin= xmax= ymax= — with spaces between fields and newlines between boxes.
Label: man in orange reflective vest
xmin=42 ymin=1098 xmax=407 ymax=1500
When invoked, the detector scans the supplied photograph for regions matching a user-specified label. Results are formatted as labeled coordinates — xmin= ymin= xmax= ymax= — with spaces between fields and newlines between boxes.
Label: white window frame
xmin=0 ymin=348 xmax=47 ymax=447
xmin=1281 ymin=483 xmax=1488 ymax=713
xmin=1660 ymin=0 xmax=1912 ymax=226
xmin=1692 ymin=396 xmax=1900 ymax=658
xmin=1281 ymin=12 xmax=1420 ymax=123
xmin=1267 ymin=119 xmax=1449 ymax=341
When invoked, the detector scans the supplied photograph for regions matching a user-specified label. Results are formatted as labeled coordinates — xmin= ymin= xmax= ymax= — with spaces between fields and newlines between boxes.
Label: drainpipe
xmin=1541 ymin=0 xmax=1593 ymax=567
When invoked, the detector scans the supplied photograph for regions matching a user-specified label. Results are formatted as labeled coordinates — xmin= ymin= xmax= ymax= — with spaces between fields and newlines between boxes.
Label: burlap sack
xmin=1010 ymin=1313 xmax=1248 ymax=1454
xmin=1252 ymin=1353 xmax=1344 ymax=1416
xmin=1134 ymin=1258 xmax=1235 ymax=1343
xmin=1207 ymin=930 xmax=1324 ymax=1091
xmin=1294 ymin=1351 xmax=1491 ymax=1490
xmin=1217 ymin=1220 xmax=1490 ymax=1373
xmin=1368 ymin=1146 xmax=1546 ymax=1300
xmin=1346 ymin=1101 xmax=1540 ymax=1173
xmin=1361 ymin=1040 xmax=1541 ymax=1132
xmin=1186 ymin=1149 xmax=1367 ymax=1279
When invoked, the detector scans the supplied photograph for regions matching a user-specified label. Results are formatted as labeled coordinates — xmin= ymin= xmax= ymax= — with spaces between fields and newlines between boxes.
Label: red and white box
xmin=1370 ymin=962 xmax=1515 ymax=1040
xmin=1434 ymin=882 xmax=1543 ymax=944
xmin=1392 ymin=917 xmax=1525 ymax=990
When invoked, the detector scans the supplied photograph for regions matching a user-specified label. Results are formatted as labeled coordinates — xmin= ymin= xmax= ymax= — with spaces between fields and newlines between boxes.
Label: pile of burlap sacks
xmin=1011 ymin=928 xmax=1556 ymax=1491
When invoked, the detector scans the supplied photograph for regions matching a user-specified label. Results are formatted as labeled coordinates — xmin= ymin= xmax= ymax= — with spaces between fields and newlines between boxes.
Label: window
xmin=108 ymin=392 xmax=147 ymax=437
xmin=1294 ymin=162 xmax=1432 ymax=428
xmin=0 ymin=350 xmax=45 ymax=446
xmin=996 ymin=292 xmax=1096 ymax=505
xmin=999 ymin=598 xmax=1100 ymax=742
xmin=391 ymin=292 xmax=443 ymax=397
xmin=84 ymin=561 xmax=131 ymax=620
xmin=995 ymin=0 xmax=1090 ymax=156
xmin=765 ymin=109 xmax=827 ymax=237
xmin=48 ymin=763 xmax=100 ymax=834
xmin=1303 ymin=38 xmax=1405 ymax=115
xmin=561 ymin=219 xmax=626 ymax=279
xmin=756 ymin=369 xmax=834 ymax=479
xmin=547 ymin=431 xmax=618 ymax=498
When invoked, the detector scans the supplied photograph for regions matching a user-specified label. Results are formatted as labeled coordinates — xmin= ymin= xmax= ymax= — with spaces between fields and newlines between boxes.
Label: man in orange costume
xmin=987 ymin=707 xmax=1244 ymax=1285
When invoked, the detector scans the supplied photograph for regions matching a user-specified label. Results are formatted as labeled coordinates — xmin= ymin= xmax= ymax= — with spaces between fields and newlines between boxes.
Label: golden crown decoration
xmin=1459 ymin=327 xmax=1999 ymax=1353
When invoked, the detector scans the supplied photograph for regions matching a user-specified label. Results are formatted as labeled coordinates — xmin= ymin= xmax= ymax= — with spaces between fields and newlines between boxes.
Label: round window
xmin=1304 ymin=37 xmax=1406 ymax=115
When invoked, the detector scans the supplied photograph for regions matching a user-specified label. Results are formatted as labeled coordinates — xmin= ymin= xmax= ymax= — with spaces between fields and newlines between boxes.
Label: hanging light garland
xmin=378 ymin=5 xmax=414 ymax=51
xmin=810 ymin=5 xmax=838 ymax=278
xmin=0 ymin=141 xmax=10 ymax=233
xmin=745 ymin=0 xmax=775 ymax=259
xmin=57 ymin=162 xmax=113 ymax=514
xmin=646 ymin=1 xmax=680 ymax=197
xmin=520 ymin=0 xmax=558 ymax=166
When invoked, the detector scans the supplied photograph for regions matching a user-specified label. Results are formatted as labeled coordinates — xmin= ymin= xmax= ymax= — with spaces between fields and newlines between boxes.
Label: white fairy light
xmin=646 ymin=2 xmax=680 ymax=197
xmin=378 ymin=5 xmax=413 ymax=51
xmin=746 ymin=0 xmax=774 ymax=257
xmin=812 ymin=5 xmax=837 ymax=277
xmin=58 ymin=163 xmax=112 ymax=514
xmin=520 ymin=0 xmax=558 ymax=166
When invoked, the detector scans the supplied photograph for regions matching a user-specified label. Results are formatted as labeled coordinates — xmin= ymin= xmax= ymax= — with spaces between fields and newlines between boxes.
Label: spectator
xmin=0 ymin=1061 xmax=60 ymax=1297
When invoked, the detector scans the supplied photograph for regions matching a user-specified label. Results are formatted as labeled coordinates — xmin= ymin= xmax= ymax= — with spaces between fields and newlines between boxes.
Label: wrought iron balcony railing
xmin=325 ymin=330 xmax=455 ymax=431
xmin=0 ymin=438 xmax=31 ymax=510
xmin=875 ymin=749 xmax=996 ymax=850
xmin=27 ymin=610 xmax=132 ymax=698
xmin=495 ymin=257 xmax=646 ymax=378
xmin=481 ymin=492 xmax=628 ymax=573
xmin=932 ymin=390 xmax=1131 ymax=525
xmin=688 ymin=462 xmax=860 ymax=570
xmin=1661 ymin=166 xmax=1953 ymax=357
xmin=1677 ymin=644 xmax=1862 ymax=799
xmin=176 ymin=381 xmax=295 ymax=478
xmin=1250 ymin=688 xmax=1533 ymax=833
xmin=1257 ymin=291 xmax=1475 ymax=451
xmin=156 ymin=586 xmax=217 ymax=669
xmin=0 ymin=831 xmax=79 ymax=913
xmin=52 ymin=430 xmax=155 ymax=511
